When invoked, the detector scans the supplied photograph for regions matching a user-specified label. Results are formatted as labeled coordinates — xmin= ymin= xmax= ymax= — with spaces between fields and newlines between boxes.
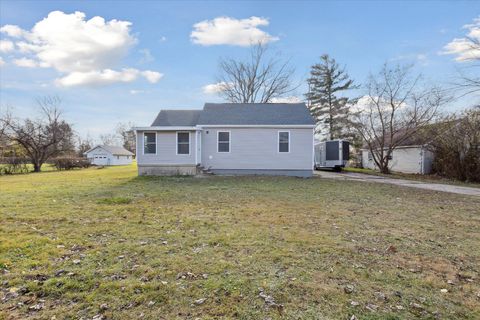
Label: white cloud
xmin=351 ymin=95 xmax=408 ymax=114
xmin=0 ymin=11 xmax=162 ymax=87
xmin=0 ymin=40 xmax=14 ymax=52
xmin=0 ymin=24 xmax=24 ymax=37
xmin=270 ymin=96 xmax=303 ymax=103
xmin=55 ymin=68 xmax=163 ymax=87
xmin=13 ymin=57 xmax=39 ymax=68
xmin=202 ymin=82 xmax=231 ymax=94
xmin=191 ymin=16 xmax=278 ymax=46
xmin=0 ymin=57 xmax=5 ymax=66
xmin=139 ymin=49 xmax=154 ymax=63
xmin=391 ymin=53 xmax=429 ymax=66
xmin=443 ymin=16 xmax=480 ymax=61
xmin=129 ymin=89 xmax=144 ymax=95
xmin=141 ymin=70 xmax=162 ymax=83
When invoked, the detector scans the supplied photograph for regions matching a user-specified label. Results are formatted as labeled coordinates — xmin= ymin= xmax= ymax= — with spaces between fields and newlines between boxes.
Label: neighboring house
xmin=84 ymin=145 xmax=134 ymax=166
xmin=134 ymin=103 xmax=315 ymax=177
xmin=361 ymin=131 xmax=435 ymax=174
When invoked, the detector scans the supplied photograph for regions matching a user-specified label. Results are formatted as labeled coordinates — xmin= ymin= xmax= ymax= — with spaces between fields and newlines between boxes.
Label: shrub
xmin=50 ymin=157 xmax=91 ymax=170
xmin=428 ymin=107 xmax=480 ymax=182
xmin=0 ymin=157 xmax=29 ymax=175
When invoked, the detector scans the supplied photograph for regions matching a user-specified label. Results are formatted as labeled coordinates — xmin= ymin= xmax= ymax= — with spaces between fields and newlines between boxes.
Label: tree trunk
xmin=379 ymin=159 xmax=390 ymax=174
xmin=32 ymin=162 xmax=41 ymax=172
xmin=329 ymin=112 xmax=334 ymax=140
xmin=380 ymin=166 xmax=390 ymax=174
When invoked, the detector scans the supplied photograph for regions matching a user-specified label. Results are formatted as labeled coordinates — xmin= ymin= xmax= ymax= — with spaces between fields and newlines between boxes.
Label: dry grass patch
xmin=1 ymin=164 xmax=479 ymax=319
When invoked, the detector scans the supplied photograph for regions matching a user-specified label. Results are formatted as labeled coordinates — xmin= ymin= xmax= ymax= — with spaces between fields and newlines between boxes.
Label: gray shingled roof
xmin=85 ymin=145 xmax=134 ymax=156
xmin=150 ymin=103 xmax=314 ymax=126
xmin=151 ymin=110 xmax=202 ymax=126
xmin=198 ymin=103 xmax=315 ymax=125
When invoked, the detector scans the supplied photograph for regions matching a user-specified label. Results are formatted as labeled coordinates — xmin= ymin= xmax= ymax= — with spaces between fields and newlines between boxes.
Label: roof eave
xmin=133 ymin=126 xmax=200 ymax=131
xmin=196 ymin=124 xmax=316 ymax=128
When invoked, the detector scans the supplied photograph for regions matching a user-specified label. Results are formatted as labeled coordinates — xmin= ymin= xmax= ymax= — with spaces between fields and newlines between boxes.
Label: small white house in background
xmin=84 ymin=145 xmax=134 ymax=166
xmin=362 ymin=145 xmax=434 ymax=174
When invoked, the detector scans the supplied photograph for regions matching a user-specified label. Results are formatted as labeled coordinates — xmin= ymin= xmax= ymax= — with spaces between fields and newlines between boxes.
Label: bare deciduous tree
xmin=77 ymin=135 xmax=94 ymax=157
xmin=351 ymin=64 xmax=449 ymax=174
xmin=216 ymin=42 xmax=296 ymax=103
xmin=116 ymin=122 xmax=136 ymax=153
xmin=452 ymin=23 xmax=480 ymax=97
xmin=0 ymin=96 xmax=75 ymax=172
xmin=99 ymin=133 xmax=121 ymax=146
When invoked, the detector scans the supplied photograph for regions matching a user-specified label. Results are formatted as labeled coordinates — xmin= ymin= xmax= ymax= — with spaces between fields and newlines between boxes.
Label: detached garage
xmin=84 ymin=145 xmax=134 ymax=166
xmin=361 ymin=145 xmax=434 ymax=174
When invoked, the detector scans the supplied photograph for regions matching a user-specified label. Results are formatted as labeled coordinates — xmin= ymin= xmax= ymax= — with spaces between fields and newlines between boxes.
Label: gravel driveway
xmin=315 ymin=170 xmax=480 ymax=196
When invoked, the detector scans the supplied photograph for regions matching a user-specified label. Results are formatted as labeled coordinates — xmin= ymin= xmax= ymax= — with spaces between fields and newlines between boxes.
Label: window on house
xmin=177 ymin=132 xmax=190 ymax=155
xmin=217 ymin=131 xmax=230 ymax=152
xmin=117 ymin=156 xmax=119 ymax=160
xmin=368 ymin=152 xmax=373 ymax=161
xmin=144 ymin=132 xmax=156 ymax=154
xmin=278 ymin=131 xmax=289 ymax=153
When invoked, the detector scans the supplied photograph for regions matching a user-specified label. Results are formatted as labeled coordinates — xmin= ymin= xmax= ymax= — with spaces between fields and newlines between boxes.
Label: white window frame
xmin=278 ymin=131 xmax=290 ymax=153
xmin=143 ymin=132 xmax=157 ymax=155
xmin=176 ymin=131 xmax=190 ymax=155
xmin=217 ymin=130 xmax=231 ymax=153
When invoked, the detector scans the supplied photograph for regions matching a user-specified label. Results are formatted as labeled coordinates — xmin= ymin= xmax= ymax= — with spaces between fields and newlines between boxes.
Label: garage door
xmin=93 ymin=155 xmax=109 ymax=165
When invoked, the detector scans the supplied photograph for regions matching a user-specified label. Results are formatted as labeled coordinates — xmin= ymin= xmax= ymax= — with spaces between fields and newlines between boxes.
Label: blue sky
xmin=0 ymin=1 xmax=478 ymax=139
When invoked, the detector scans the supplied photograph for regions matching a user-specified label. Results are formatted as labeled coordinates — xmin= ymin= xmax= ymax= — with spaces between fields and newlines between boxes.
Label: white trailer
xmin=314 ymin=140 xmax=350 ymax=171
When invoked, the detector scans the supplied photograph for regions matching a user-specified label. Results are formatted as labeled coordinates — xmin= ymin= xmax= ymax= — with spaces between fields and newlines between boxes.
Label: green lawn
xmin=1 ymin=164 xmax=479 ymax=319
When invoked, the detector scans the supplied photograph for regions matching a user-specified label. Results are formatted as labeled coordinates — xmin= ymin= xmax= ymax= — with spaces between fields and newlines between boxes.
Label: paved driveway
xmin=314 ymin=170 xmax=480 ymax=196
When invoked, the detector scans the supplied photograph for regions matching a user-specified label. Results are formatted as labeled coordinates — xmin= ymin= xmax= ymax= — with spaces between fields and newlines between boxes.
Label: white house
xmin=84 ymin=145 xmax=134 ymax=166
xmin=134 ymin=103 xmax=316 ymax=177
xmin=361 ymin=145 xmax=434 ymax=174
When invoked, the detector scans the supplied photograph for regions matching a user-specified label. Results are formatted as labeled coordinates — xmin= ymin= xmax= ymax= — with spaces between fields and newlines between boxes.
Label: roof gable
xmin=151 ymin=110 xmax=202 ymax=126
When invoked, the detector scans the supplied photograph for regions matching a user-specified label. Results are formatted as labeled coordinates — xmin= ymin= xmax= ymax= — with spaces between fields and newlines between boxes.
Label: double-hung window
xmin=278 ymin=131 xmax=290 ymax=153
xmin=217 ymin=131 xmax=230 ymax=153
xmin=144 ymin=132 xmax=156 ymax=154
xmin=177 ymin=132 xmax=190 ymax=155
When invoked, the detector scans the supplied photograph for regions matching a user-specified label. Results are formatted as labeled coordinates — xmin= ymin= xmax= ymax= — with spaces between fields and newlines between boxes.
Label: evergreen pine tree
xmin=306 ymin=54 xmax=357 ymax=140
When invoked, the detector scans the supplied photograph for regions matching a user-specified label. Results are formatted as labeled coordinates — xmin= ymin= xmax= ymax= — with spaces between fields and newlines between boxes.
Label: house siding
xmin=200 ymin=127 xmax=313 ymax=171
xmin=136 ymin=130 xmax=198 ymax=175
xmin=136 ymin=130 xmax=197 ymax=165
xmin=362 ymin=147 xmax=432 ymax=174
xmin=110 ymin=155 xmax=132 ymax=165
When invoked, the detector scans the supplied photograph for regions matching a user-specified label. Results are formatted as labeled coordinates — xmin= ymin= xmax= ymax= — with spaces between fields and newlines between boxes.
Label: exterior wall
xmin=85 ymin=147 xmax=133 ymax=166
xmin=362 ymin=147 xmax=432 ymax=174
xmin=200 ymin=127 xmax=313 ymax=171
xmin=85 ymin=147 xmax=112 ymax=166
xmin=136 ymin=130 xmax=197 ymax=165
xmin=421 ymin=149 xmax=434 ymax=175
xmin=110 ymin=155 xmax=133 ymax=165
